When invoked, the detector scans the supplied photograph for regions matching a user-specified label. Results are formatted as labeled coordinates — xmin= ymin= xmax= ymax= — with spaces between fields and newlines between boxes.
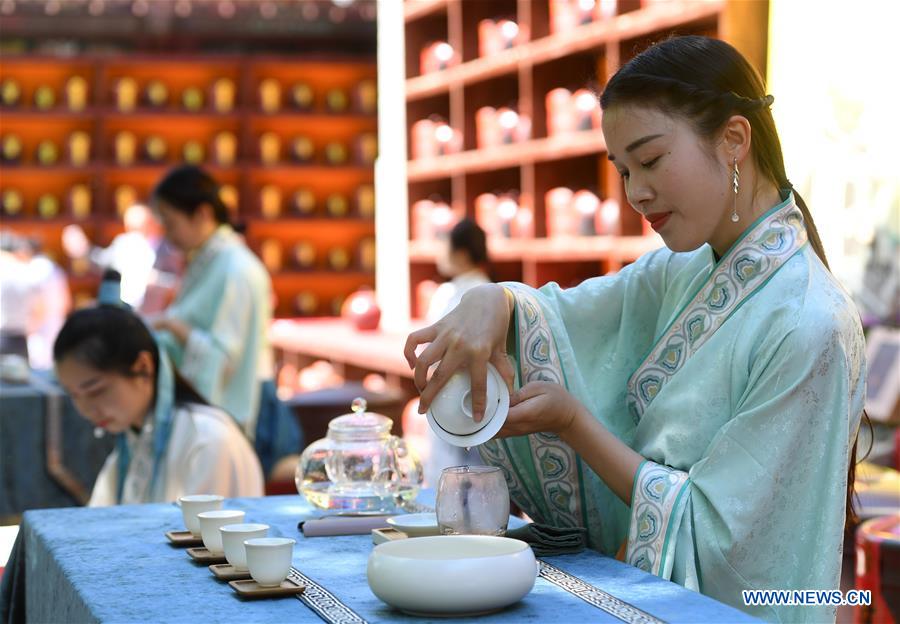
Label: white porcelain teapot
xmin=295 ymin=398 xmax=422 ymax=512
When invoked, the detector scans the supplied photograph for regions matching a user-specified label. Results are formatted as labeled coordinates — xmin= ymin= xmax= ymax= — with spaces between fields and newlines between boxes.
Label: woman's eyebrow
xmin=79 ymin=377 xmax=102 ymax=391
xmin=608 ymin=133 xmax=664 ymax=162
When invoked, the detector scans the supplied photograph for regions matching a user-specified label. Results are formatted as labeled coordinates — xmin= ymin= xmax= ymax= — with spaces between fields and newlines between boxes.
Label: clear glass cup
xmin=436 ymin=465 xmax=509 ymax=536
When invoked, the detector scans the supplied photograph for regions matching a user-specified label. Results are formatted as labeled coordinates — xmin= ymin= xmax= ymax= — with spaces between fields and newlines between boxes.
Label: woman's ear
xmin=720 ymin=114 xmax=752 ymax=164
xmin=131 ymin=350 xmax=156 ymax=380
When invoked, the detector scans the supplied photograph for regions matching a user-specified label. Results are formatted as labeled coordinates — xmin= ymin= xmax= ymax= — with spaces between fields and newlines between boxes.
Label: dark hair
xmin=449 ymin=218 xmax=488 ymax=266
xmin=53 ymin=305 xmax=208 ymax=406
xmin=601 ymin=35 xmax=871 ymax=531
xmin=600 ymin=35 xmax=829 ymax=269
xmin=151 ymin=165 xmax=231 ymax=226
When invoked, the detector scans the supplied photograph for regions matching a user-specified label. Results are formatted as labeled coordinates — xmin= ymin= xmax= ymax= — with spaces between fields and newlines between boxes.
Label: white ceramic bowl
xmin=197 ymin=509 xmax=245 ymax=555
xmin=179 ymin=494 xmax=224 ymax=537
xmin=244 ymin=537 xmax=295 ymax=587
xmin=385 ymin=512 xmax=440 ymax=537
xmin=367 ymin=535 xmax=536 ymax=616
xmin=426 ymin=363 xmax=509 ymax=447
xmin=220 ymin=523 xmax=269 ymax=571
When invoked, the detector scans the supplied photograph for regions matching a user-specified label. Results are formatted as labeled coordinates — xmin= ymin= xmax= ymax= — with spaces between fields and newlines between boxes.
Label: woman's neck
xmin=709 ymin=178 xmax=784 ymax=260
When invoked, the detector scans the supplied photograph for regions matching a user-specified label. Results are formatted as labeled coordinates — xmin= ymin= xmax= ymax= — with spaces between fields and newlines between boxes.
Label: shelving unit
xmin=0 ymin=55 xmax=377 ymax=316
xmin=403 ymin=0 xmax=767 ymax=318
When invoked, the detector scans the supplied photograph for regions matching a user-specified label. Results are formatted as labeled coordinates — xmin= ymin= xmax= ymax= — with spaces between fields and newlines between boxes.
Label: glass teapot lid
xmin=328 ymin=397 xmax=392 ymax=441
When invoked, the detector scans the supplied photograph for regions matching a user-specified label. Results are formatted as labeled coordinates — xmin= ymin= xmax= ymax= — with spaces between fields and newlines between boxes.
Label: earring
xmin=731 ymin=157 xmax=740 ymax=223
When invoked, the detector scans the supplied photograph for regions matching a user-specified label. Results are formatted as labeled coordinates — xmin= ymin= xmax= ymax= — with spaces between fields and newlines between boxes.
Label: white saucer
xmin=386 ymin=513 xmax=440 ymax=537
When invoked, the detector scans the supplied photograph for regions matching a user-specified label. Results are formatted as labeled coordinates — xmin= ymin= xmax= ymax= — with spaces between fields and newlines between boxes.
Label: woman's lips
xmin=646 ymin=212 xmax=672 ymax=232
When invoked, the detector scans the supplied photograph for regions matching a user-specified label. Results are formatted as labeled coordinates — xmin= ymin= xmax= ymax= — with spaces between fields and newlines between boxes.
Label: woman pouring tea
xmin=405 ymin=36 xmax=866 ymax=623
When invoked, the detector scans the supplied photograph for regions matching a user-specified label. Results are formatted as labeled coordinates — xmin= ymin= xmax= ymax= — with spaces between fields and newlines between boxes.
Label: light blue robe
xmin=481 ymin=195 xmax=866 ymax=622
xmin=156 ymin=226 xmax=273 ymax=437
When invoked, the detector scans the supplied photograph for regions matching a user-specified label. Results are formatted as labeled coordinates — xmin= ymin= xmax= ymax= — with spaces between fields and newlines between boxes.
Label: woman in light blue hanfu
xmin=149 ymin=166 xmax=301 ymax=473
xmin=405 ymin=36 xmax=866 ymax=623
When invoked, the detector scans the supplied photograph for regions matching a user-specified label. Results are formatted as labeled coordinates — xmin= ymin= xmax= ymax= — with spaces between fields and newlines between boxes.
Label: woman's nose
xmin=626 ymin=178 xmax=654 ymax=210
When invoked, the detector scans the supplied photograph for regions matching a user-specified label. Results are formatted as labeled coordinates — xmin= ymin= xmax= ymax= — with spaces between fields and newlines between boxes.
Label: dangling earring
xmin=731 ymin=157 xmax=740 ymax=223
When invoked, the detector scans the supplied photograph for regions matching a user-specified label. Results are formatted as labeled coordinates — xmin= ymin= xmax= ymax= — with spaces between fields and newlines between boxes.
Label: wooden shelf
xmin=402 ymin=0 xmax=759 ymax=317
xmin=405 ymin=1 xmax=724 ymax=100
xmin=247 ymin=164 xmax=373 ymax=175
xmin=403 ymin=0 xmax=448 ymax=23
xmin=407 ymin=129 xmax=606 ymax=181
xmin=248 ymin=112 xmax=377 ymax=122
xmin=99 ymin=109 xmax=242 ymax=120
xmin=271 ymin=270 xmax=374 ymax=279
xmin=1 ymin=54 xmax=377 ymax=318
xmin=0 ymin=165 xmax=98 ymax=175
xmin=0 ymin=108 xmax=102 ymax=119
xmin=246 ymin=216 xmax=374 ymax=226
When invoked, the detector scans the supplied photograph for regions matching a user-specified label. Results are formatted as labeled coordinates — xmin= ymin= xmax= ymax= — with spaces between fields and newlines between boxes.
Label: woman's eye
xmin=617 ymin=169 xmax=630 ymax=180
xmin=641 ymin=156 xmax=661 ymax=169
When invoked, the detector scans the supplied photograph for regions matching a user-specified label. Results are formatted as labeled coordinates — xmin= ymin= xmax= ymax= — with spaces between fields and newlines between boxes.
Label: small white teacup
xmin=220 ymin=523 xmax=269 ymax=571
xmin=244 ymin=537 xmax=295 ymax=587
xmin=197 ymin=510 xmax=245 ymax=555
xmin=179 ymin=494 xmax=224 ymax=537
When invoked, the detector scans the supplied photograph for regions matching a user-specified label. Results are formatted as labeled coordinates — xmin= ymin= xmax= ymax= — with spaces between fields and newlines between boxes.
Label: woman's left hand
xmin=499 ymin=381 xmax=584 ymax=438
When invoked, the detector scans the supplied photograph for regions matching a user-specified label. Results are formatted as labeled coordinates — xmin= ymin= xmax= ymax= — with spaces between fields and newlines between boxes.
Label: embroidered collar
xmin=626 ymin=194 xmax=807 ymax=422
xmin=116 ymin=348 xmax=177 ymax=503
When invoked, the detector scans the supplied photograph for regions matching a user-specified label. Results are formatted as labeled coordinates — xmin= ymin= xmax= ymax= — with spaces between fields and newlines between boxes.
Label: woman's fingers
xmin=404 ymin=324 xmax=438 ymax=369
xmin=510 ymin=381 xmax=551 ymax=406
xmin=413 ymin=336 xmax=448 ymax=392
xmin=469 ymin=358 xmax=488 ymax=422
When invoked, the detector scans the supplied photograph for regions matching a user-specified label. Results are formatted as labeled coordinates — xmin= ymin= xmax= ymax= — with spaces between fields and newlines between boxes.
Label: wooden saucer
xmin=186 ymin=547 xmax=227 ymax=564
xmin=209 ymin=563 xmax=252 ymax=581
xmin=371 ymin=527 xmax=409 ymax=545
xmin=165 ymin=530 xmax=203 ymax=547
xmin=229 ymin=577 xmax=305 ymax=598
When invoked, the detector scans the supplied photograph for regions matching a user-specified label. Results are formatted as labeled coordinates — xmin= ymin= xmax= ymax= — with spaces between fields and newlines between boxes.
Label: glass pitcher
xmin=295 ymin=398 xmax=422 ymax=512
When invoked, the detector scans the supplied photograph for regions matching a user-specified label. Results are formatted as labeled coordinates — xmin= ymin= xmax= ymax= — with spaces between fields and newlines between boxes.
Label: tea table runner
xmin=15 ymin=495 xmax=759 ymax=623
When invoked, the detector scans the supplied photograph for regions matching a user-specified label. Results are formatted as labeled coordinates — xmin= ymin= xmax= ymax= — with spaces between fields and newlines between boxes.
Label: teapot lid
xmin=426 ymin=363 xmax=509 ymax=447
xmin=328 ymin=397 xmax=392 ymax=439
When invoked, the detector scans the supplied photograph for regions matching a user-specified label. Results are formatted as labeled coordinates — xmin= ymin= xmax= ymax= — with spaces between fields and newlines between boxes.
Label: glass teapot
xmin=295 ymin=398 xmax=422 ymax=513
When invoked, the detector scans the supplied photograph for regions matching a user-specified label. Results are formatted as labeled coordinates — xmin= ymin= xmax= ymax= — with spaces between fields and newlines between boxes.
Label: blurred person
xmin=422 ymin=218 xmax=491 ymax=487
xmin=25 ymin=238 xmax=71 ymax=370
xmin=149 ymin=165 xmax=300 ymax=474
xmin=53 ymin=303 xmax=263 ymax=504
xmin=0 ymin=232 xmax=38 ymax=360
xmin=62 ymin=203 xmax=178 ymax=309
xmin=425 ymin=218 xmax=491 ymax=323
xmin=406 ymin=36 xmax=866 ymax=622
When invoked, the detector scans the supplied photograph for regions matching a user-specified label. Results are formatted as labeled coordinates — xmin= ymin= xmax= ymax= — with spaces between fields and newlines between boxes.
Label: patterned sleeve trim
xmin=626 ymin=460 xmax=691 ymax=580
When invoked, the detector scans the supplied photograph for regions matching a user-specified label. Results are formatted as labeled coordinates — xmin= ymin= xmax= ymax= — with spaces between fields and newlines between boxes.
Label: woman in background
xmin=149 ymin=165 xmax=300 ymax=475
xmin=54 ymin=304 xmax=263 ymax=504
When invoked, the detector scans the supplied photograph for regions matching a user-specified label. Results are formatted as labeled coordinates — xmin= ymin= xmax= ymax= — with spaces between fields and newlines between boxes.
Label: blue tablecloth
xmin=0 ymin=374 xmax=114 ymax=521
xmin=16 ymin=494 xmax=757 ymax=623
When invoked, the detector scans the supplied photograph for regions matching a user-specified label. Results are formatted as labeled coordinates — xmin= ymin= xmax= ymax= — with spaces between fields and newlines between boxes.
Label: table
xmin=270 ymin=318 xmax=422 ymax=382
xmin=0 ymin=374 xmax=114 ymax=523
xmin=14 ymin=494 xmax=757 ymax=623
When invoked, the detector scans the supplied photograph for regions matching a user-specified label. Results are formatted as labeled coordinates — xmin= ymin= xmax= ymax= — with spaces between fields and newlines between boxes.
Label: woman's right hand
xmin=404 ymin=283 xmax=515 ymax=422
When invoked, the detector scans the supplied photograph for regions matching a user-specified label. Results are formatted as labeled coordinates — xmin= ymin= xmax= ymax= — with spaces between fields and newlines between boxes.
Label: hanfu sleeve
xmin=177 ymin=275 xmax=253 ymax=407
